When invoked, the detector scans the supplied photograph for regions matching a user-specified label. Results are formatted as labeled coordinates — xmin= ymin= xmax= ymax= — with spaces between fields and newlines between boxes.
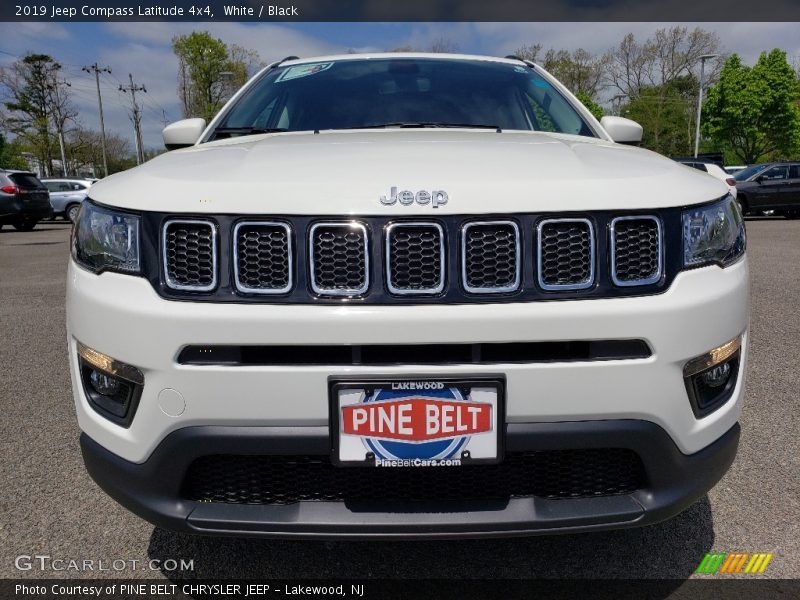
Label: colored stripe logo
xmin=696 ymin=552 xmax=773 ymax=574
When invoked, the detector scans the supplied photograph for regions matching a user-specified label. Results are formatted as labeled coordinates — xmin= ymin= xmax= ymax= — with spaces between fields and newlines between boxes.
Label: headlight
xmin=682 ymin=195 xmax=745 ymax=268
xmin=71 ymin=200 xmax=140 ymax=274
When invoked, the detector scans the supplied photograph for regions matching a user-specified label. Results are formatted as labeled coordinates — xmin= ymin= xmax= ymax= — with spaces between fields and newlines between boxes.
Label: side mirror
xmin=755 ymin=175 xmax=764 ymax=184
xmin=163 ymin=118 xmax=207 ymax=150
xmin=600 ymin=116 xmax=643 ymax=145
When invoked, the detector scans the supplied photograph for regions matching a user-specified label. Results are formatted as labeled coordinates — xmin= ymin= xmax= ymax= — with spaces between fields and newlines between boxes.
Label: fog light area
xmin=77 ymin=341 xmax=144 ymax=427
xmin=684 ymin=336 xmax=742 ymax=418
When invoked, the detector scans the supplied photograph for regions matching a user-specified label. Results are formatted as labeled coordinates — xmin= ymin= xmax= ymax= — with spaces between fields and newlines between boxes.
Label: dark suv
xmin=0 ymin=169 xmax=52 ymax=231
xmin=734 ymin=162 xmax=800 ymax=219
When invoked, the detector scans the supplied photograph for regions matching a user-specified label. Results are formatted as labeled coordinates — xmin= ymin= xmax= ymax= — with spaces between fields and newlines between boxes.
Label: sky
xmin=0 ymin=21 xmax=799 ymax=151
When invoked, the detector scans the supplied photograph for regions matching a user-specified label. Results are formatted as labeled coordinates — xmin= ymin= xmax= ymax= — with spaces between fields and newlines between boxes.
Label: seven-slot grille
xmin=386 ymin=222 xmax=445 ymax=294
xmin=163 ymin=220 xmax=217 ymax=291
xmin=537 ymin=218 xmax=594 ymax=290
xmin=462 ymin=221 xmax=520 ymax=293
xmin=309 ymin=222 xmax=369 ymax=296
xmin=611 ymin=216 xmax=662 ymax=286
xmin=161 ymin=215 xmax=664 ymax=299
xmin=233 ymin=221 xmax=292 ymax=294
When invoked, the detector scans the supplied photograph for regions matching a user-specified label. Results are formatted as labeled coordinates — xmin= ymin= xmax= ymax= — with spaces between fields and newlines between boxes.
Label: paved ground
xmin=0 ymin=219 xmax=798 ymax=583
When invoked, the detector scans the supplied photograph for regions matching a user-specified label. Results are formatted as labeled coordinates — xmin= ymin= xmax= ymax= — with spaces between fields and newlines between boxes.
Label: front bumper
xmin=67 ymin=257 xmax=749 ymax=463
xmin=80 ymin=420 xmax=740 ymax=539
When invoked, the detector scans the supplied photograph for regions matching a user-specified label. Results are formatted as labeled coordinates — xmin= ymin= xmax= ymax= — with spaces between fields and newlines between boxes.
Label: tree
xmin=575 ymin=91 xmax=604 ymax=121
xmin=542 ymin=49 xmax=610 ymax=98
xmin=605 ymin=27 xmax=721 ymax=156
xmin=227 ymin=44 xmax=263 ymax=89
xmin=0 ymin=54 xmax=69 ymax=176
xmin=172 ymin=31 xmax=262 ymax=121
xmin=67 ymin=127 xmax=134 ymax=175
xmin=608 ymin=27 xmax=721 ymax=99
xmin=387 ymin=38 xmax=460 ymax=53
xmin=513 ymin=44 xmax=542 ymax=63
xmin=513 ymin=45 xmax=609 ymax=98
xmin=429 ymin=37 xmax=459 ymax=54
xmin=0 ymin=133 xmax=29 ymax=169
xmin=703 ymin=50 xmax=800 ymax=163
xmin=622 ymin=76 xmax=697 ymax=156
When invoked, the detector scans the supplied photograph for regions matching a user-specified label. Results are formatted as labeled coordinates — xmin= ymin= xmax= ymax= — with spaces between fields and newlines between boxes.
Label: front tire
xmin=13 ymin=219 xmax=38 ymax=231
xmin=66 ymin=203 xmax=81 ymax=223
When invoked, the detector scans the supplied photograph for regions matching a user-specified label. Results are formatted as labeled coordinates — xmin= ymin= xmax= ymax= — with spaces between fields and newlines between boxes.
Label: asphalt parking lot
xmin=1 ymin=219 xmax=798 ymax=584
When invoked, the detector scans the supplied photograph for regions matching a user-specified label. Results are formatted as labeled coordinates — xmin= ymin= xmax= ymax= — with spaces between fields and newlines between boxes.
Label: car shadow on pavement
xmin=147 ymin=496 xmax=713 ymax=583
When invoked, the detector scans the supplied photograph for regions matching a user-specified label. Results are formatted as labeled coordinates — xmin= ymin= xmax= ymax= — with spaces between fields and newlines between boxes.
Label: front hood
xmin=92 ymin=130 xmax=728 ymax=215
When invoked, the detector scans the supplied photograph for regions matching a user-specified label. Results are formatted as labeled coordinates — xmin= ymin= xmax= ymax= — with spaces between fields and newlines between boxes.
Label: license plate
xmin=331 ymin=378 xmax=503 ymax=467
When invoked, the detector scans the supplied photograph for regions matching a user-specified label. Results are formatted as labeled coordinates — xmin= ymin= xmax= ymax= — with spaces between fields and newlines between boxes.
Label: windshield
xmin=733 ymin=164 xmax=769 ymax=182
xmin=210 ymin=58 xmax=596 ymax=140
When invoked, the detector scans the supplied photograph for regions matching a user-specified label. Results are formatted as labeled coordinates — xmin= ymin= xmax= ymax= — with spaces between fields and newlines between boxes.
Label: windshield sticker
xmin=275 ymin=62 xmax=333 ymax=83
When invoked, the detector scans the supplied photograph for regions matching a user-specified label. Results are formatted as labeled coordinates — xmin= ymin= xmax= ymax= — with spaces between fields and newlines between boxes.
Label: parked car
xmin=734 ymin=162 xmax=800 ymax=218
xmin=677 ymin=159 xmax=737 ymax=199
xmin=42 ymin=178 xmax=94 ymax=222
xmin=69 ymin=54 xmax=747 ymax=539
xmin=0 ymin=169 xmax=53 ymax=231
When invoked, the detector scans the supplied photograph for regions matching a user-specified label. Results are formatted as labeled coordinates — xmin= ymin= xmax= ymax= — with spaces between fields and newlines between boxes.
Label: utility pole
xmin=612 ymin=93 xmax=627 ymax=117
xmin=82 ymin=63 xmax=112 ymax=177
xmin=119 ymin=73 xmax=147 ymax=165
xmin=46 ymin=78 xmax=71 ymax=176
xmin=694 ymin=54 xmax=718 ymax=158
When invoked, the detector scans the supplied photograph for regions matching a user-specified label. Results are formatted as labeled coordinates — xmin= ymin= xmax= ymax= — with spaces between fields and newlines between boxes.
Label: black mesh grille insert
xmin=538 ymin=220 xmax=593 ymax=288
xmin=613 ymin=218 xmax=661 ymax=284
xmin=311 ymin=224 xmax=367 ymax=294
xmin=164 ymin=221 xmax=215 ymax=289
xmin=387 ymin=224 xmax=443 ymax=293
xmin=464 ymin=222 xmax=519 ymax=291
xmin=184 ymin=449 xmax=645 ymax=505
xmin=235 ymin=222 xmax=291 ymax=292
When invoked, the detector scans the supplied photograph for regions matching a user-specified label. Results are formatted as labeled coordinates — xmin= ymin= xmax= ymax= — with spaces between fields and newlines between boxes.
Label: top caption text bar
xmin=3 ymin=0 xmax=800 ymax=22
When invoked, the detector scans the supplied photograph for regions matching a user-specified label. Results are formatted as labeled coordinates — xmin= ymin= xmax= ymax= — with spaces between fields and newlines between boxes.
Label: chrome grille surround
xmin=536 ymin=218 xmax=595 ymax=291
xmin=232 ymin=220 xmax=293 ymax=295
xmin=385 ymin=222 xmax=446 ymax=295
xmin=309 ymin=221 xmax=370 ymax=297
xmin=610 ymin=215 xmax=663 ymax=287
xmin=162 ymin=219 xmax=218 ymax=292
xmin=461 ymin=220 xmax=521 ymax=294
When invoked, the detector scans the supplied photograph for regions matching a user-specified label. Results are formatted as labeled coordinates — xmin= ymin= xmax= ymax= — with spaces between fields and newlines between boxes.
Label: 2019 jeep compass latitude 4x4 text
xmin=68 ymin=54 xmax=748 ymax=538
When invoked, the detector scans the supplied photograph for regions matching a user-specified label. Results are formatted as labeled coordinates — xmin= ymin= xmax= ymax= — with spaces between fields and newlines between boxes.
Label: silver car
xmin=42 ymin=178 xmax=94 ymax=222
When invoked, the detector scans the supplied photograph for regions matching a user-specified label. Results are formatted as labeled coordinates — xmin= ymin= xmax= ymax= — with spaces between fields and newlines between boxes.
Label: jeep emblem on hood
xmin=380 ymin=187 xmax=449 ymax=208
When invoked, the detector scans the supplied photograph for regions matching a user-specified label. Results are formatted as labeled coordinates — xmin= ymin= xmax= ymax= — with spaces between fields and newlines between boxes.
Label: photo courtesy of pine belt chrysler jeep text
xmin=67 ymin=54 xmax=748 ymax=538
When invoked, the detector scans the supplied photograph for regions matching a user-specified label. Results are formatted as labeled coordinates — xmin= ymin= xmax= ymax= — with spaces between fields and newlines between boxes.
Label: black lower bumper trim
xmin=80 ymin=420 xmax=739 ymax=539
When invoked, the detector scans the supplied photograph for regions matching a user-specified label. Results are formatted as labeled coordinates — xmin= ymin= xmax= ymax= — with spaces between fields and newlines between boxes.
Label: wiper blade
xmin=425 ymin=123 xmax=502 ymax=131
xmin=354 ymin=122 xmax=502 ymax=131
xmin=212 ymin=127 xmax=289 ymax=137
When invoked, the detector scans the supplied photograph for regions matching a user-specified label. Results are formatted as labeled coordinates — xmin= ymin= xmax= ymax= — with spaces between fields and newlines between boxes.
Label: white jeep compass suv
xmin=67 ymin=54 xmax=748 ymax=538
